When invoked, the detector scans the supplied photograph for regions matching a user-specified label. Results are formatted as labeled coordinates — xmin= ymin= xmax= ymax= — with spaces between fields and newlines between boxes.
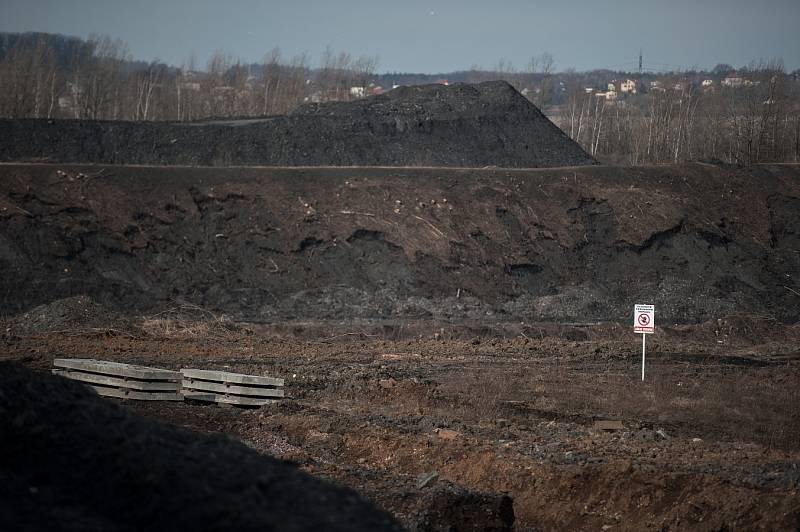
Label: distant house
xmin=607 ymin=82 xmax=617 ymax=92
xmin=722 ymin=73 xmax=743 ymax=87
xmin=620 ymin=79 xmax=637 ymax=93
xmin=584 ymin=87 xmax=594 ymax=93
xmin=649 ymin=80 xmax=666 ymax=92
xmin=596 ymin=90 xmax=617 ymax=101
xmin=434 ymin=79 xmax=449 ymax=85
xmin=211 ymin=86 xmax=234 ymax=101
xmin=349 ymin=86 xmax=365 ymax=98
xmin=702 ymin=79 xmax=714 ymax=87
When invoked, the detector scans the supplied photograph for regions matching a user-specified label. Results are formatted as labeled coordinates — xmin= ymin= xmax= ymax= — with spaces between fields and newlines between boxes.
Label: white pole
xmin=641 ymin=333 xmax=646 ymax=381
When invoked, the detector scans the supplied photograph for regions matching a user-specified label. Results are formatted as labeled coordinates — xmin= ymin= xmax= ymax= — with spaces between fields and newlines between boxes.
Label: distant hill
xmin=0 ymin=31 xmax=93 ymax=67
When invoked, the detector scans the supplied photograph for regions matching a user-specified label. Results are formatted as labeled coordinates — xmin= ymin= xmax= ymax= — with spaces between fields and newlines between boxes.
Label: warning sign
xmin=633 ymin=304 xmax=655 ymax=334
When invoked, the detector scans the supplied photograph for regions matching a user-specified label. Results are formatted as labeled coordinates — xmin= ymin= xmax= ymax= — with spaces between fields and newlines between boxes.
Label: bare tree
xmin=0 ymin=37 xmax=58 ymax=118
xmin=351 ymin=55 xmax=379 ymax=94
xmin=261 ymin=47 xmax=282 ymax=114
xmin=526 ymin=52 xmax=554 ymax=108
xmin=76 ymin=35 xmax=128 ymax=119
xmin=133 ymin=61 xmax=164 ymax=120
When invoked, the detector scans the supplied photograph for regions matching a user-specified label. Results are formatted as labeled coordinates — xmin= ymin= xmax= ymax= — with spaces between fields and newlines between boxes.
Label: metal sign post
xmin=642 ymin=333 xmax=646 ymax=381
xmin=633 ymin=304 xmax=655 ymax=381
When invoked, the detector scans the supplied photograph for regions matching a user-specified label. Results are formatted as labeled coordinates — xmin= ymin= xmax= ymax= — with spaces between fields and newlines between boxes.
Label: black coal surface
xmin=0 ymin=362 xmax=402 ymax=532
xmin=0 ymin=81 xmax=594 ymax=168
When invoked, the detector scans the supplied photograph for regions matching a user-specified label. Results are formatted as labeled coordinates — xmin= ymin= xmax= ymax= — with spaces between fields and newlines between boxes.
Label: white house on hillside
xmin=620 ymin=79 xmax=637 ymax=93
xmin=596 ymin=90 xmax=618 ymax=101
xmin=722 ymin=73 xmax=743 ymax=87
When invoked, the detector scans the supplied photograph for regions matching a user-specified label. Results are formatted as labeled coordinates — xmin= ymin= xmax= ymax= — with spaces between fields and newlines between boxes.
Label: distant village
xmin=136 ymin=61 xmax=800 ymax=116
xmin=53 ymin=67 xmax=793 ymax=119
xmin=561 ymin=70 xmax=781 ymax=102
xmin=341 ymin=68 xmax=800 ymax=111
xmin=328 ymin=70 xmax=769 ymax=104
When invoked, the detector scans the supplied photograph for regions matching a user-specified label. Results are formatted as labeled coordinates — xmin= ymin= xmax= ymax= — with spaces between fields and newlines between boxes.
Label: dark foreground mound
xmin=0 ymin=362 xmax=402 ymax=531
xmin=8 ymin=294 xmax=127 ymax=335
xmin=0 ymin=81 xmax=594 ymax=168
xmin=1 ymin=163 xmax=799 ymax=324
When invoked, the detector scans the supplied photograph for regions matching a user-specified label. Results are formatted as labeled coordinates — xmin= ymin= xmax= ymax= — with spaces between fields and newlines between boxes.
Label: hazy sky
xmin=1 ymin=0 xmax=798 ymax=73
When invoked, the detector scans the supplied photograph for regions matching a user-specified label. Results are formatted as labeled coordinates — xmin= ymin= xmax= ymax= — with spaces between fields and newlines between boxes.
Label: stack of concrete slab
xmin=181 ymin=369 xmax=285 ymax=406
xmin=53 ymin=358 xmax=182 ymax=401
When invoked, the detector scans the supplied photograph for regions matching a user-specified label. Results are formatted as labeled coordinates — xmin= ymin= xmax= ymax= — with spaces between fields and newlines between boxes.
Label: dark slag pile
xmin=0 ymin=81 xmax=595 ymax=168
xmin=8 ymin=295 xmax=125 ymax=335
xmin=2 ymin=163 xmax=799 ymax=324
xmin=0 ymin=362 xmax=402 ymax=532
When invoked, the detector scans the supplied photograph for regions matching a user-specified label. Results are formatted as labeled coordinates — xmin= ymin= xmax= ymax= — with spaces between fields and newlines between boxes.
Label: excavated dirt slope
xmin=0 ymin=81 xmax=595 ymax=168
xmin=1 ymin=162 xmax=798 ymax=324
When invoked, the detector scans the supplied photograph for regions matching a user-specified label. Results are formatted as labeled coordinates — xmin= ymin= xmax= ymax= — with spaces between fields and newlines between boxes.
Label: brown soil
xmin=3 ymin=321 xmax=799 ymax=531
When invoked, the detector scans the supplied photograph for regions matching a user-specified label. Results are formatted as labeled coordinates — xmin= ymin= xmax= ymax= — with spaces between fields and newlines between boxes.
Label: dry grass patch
xmin=138 ymin=305 xmax=250 ymax=340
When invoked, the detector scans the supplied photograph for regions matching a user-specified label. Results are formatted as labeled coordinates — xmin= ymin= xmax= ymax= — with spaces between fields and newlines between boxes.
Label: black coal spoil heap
xmin=0 ymin=81 xmax=594 ymax=168
xmin=0 ymin=362 xmax=401 ymax=532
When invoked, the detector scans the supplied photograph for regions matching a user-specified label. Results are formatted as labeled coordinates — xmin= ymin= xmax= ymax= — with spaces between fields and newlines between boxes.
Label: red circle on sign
xmin=638 ymin=314 xmax=650 ymax=326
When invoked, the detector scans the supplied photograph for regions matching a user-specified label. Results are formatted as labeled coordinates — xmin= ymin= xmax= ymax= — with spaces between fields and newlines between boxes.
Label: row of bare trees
xmin=0 ymin=37 xmax=59 ymax=118
xmin=557 ymin=62 xmax=800 ymax=165
xmin=0 ymin=35 xmax=378 ymax=122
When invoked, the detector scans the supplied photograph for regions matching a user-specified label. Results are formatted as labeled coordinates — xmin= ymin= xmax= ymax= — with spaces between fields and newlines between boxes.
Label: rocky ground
xmin=3 ymin=317 xmax=799 ymax=531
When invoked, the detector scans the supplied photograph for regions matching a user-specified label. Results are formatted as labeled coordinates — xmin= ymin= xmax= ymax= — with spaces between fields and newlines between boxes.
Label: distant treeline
xmin=555 ymin=63 xmax=800 ymax=166
xmin=0 ymin=32 xmax=377 ymax=121
xmin=1 ymin=32 xmax=799 ymax=165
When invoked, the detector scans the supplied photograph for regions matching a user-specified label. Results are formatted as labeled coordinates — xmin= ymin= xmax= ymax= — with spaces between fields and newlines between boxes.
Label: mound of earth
xmin=411 ymin=484 xmax=515 ymax=531
xmin=0 ymin=81 xmax=594 ymax=168
xmin=1 ymin=163 xmax=798 ymax=324
xmin=7 ymin=295 xmax=125 ymax=335
xmin=0 ymin=361 xmax=402 ymax=532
